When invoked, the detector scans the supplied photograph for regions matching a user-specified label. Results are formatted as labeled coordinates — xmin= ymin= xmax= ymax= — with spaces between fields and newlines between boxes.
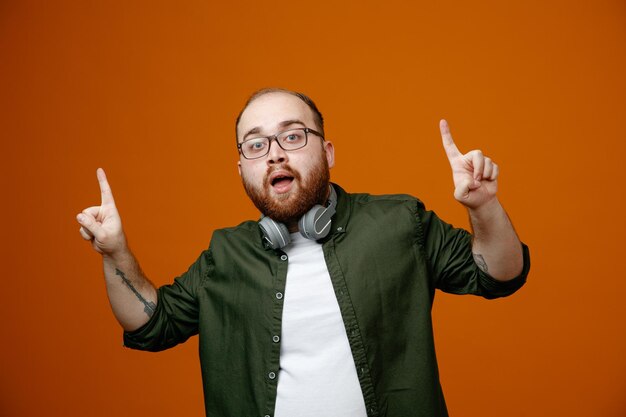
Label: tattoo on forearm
xmin=473 ymin=253 xmax=489 ymax=273
xmin=115 ymin=268 xmax=156 ymax=317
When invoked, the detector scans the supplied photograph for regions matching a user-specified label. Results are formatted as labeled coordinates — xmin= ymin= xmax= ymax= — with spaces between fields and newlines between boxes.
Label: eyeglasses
xmin=237 ymin=127 xmax=324 ymax=160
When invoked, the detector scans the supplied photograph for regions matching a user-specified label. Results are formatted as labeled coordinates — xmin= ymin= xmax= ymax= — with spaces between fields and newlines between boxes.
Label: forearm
xmin=102 ymin=247 xmax=158 ymax=332
xmin=468 ymin=198 xmax=524 ymax=281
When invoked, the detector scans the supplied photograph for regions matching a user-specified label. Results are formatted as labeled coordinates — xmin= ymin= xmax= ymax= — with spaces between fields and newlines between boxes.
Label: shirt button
xmin=280 ymin=254 xmax=288 ymax=261
xmin=275 ymin=292 xmax=283 ymax=300
xmin=272 ymin=335 xmax=280 ymax=343
xmin=268 ymin=371 xmax=276 ymax=380
xmin=264 ymin=415 xmax=271 ymax=417
xmin=337 ymin=226 xmax=343 ymax=231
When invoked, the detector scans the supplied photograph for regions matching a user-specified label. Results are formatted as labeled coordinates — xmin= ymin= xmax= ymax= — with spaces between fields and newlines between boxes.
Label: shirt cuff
xmin=477 ymin=242 xmax=530 ymax=299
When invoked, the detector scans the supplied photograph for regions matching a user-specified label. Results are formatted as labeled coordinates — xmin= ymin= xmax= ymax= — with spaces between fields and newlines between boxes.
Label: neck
xmin=287 ymin=221 xmax=299 ymax=233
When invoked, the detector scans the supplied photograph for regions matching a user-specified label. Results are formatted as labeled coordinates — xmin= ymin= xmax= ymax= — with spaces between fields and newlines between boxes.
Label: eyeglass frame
xmin=237 ymin=127 xmax=325 ymax=160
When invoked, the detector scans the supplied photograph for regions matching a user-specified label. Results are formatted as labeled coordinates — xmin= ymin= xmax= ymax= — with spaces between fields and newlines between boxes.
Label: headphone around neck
xmin=259 ymin=185 xmax=338 ymax=250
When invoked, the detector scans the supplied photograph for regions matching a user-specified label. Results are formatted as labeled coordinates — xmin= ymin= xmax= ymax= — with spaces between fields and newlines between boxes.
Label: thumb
xmin=76 ymin=212 xmax=101 ymax=237
xmin=454 ymin=178 xmax=481 ymax=202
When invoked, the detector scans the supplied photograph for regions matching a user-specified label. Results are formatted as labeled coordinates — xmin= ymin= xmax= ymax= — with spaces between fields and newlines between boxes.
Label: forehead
xmin=237 ymin=92 xmax=316 ymax=139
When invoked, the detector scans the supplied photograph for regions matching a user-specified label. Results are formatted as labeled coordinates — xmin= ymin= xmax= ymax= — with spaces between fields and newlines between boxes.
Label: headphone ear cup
xmin=299 ymin=204 xmax=323 ymax=240
xmin=299 ymin=204 xmax=333 ymax=240
xmin=259 ymin=217 xmax=290 ymax=249
xmin=299 ymin=185 xmax=338 ymax=241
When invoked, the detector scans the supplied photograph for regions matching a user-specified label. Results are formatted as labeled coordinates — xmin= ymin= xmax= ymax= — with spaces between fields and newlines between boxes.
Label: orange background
xmin=1 ymin=1 xmax=625 ymax=416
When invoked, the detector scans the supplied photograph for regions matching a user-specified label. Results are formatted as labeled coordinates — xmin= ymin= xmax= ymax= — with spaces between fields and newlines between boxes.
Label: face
xmin=237 ymin=92 xmax=335 ymax=227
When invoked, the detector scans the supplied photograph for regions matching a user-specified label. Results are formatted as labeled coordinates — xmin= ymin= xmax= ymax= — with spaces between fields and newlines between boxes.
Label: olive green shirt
xmin=124 ymin=184 xmax=530 ymax=417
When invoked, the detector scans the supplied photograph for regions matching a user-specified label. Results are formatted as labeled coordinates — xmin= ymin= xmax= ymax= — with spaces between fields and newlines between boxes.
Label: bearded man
xmin=76 ymin=88 xmax=530 ymax=417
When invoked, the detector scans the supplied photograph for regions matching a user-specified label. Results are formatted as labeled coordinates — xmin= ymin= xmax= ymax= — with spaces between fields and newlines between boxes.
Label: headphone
xmin=259 ymin=185 xmax=338 ymax=250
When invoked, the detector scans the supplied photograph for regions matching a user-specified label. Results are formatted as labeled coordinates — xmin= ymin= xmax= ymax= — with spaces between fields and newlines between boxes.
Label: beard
xmin=242 ymin=155 xmax=330 ymax=226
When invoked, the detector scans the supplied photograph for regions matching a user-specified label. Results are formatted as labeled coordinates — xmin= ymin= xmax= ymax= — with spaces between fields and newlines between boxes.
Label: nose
xmin=266 ymin=137 xmax=288 ymax=165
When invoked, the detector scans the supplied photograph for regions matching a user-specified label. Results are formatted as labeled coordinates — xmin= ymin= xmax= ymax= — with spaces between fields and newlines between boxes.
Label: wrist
xmin=101 ymin=240 xmax=131 ymax=263
xmin=467 ymin=197 xmax=502 ymax=220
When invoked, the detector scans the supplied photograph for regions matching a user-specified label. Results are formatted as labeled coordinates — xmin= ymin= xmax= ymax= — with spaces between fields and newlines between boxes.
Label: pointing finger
xmin=440 ymin=119 xmax=461 ymax=162
xmin=97 ymin=168 xmax=116 ymax=207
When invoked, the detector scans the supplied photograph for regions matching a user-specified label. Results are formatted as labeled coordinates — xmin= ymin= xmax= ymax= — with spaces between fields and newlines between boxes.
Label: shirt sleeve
xmin=122 ymin=249 xmax=213 ymax=351
xmin=418 ymin=206 xmax=530 ymax=299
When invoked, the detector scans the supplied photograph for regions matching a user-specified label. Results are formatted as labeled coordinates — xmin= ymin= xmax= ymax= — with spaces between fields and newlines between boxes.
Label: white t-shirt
xmin=274 ymin=233 xmax=367 ymax=417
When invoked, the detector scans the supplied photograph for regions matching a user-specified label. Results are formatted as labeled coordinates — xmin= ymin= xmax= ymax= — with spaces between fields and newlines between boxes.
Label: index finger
xmin=440 ymin=119 xmax=462 ymax=161
xmin=97 ymin=168 xmax=116 ymax=206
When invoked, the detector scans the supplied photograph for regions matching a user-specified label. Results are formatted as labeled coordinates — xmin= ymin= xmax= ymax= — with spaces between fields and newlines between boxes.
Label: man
xmin=76 ymin=88 xmax=529 ymax=417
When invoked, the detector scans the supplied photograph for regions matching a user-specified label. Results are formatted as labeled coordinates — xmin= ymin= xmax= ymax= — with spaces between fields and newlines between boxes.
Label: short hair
xmin=235 ymin=88 xmax=325 ymax=143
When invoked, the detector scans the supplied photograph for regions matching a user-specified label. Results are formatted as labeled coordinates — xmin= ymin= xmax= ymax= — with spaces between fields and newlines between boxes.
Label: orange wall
xmin=1 ymin=1 xmax=625 ymax=416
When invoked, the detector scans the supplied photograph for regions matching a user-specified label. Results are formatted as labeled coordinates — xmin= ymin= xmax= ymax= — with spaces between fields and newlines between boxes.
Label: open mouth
xmin=271 ymin=175 xmax=294 ymax=187
xmin=268 ymin=170 xmax=296 ymax=194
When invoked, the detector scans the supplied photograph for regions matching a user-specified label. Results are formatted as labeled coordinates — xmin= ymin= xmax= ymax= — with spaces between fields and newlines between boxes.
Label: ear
xmin=324 ymin=140 xmax=335 ymax=168
xmin=237 ymin=160 xmax=242 ymax=177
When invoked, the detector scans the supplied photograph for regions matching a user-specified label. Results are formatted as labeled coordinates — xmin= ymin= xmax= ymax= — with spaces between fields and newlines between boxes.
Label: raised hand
xmin=76 ymin=168 xmax=127 ymax=255
xmin=440 ymin=119 xmax=499 ymax=210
